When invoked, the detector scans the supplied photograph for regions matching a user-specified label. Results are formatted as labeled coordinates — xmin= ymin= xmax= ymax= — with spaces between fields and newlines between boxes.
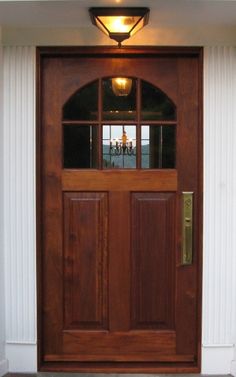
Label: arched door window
xmin=63 ymin=78 xmax=176 ymax=169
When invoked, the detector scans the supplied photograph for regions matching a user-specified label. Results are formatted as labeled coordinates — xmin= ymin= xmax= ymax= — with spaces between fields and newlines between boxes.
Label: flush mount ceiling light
xmin=89 ymin=7 xmax=150 ymax=47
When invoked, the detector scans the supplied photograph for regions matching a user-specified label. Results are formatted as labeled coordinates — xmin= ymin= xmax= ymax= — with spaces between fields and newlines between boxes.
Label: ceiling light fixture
xmin=89 ymin=7 xmax=150 ymax=47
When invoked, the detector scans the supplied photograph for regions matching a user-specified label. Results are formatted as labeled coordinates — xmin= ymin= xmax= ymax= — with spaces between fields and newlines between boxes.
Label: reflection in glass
xmin=141 ymin=80 xmax=176 ymax=121
xmin=103 ymin=125 xmax=136 ymax=168
xmin=111 ymin=78 xmax=132 ymax=96
xmin=141 ymin=125 xmax=176 ymax=168
xmin=63 ymin=81 xmax=98 ymax=121
xmin=103 ymin=78 xmax=136 ymax=121
xmin=64 ymin=125 xmax=98 ymax=168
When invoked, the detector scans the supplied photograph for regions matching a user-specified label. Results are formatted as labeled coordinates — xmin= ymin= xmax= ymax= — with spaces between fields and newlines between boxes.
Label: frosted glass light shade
xmin=89 ymin=7 xmax=149 ymax=46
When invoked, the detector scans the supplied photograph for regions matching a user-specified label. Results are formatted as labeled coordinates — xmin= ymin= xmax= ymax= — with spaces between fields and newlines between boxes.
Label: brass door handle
xmin=182 ymin=192 xmax=193 ymax=265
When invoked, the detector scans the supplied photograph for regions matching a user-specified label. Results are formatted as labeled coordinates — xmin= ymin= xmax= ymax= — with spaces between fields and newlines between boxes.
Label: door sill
xmin=39 ymin=361 xmax=200 ymax=373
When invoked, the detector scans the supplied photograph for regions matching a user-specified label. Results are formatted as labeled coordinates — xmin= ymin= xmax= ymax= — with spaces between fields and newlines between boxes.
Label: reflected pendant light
xmin=89 ymin=7 xmax=150 ymax=47
xmin=111 ymin=77 xmax=132 ymax=96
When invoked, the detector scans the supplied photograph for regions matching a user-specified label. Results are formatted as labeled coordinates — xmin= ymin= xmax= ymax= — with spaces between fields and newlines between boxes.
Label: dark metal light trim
xmin=89 ymin=7 xmax=150 ymax=47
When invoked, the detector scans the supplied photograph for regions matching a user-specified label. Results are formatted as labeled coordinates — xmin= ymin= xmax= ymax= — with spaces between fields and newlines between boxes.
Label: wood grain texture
xmin=175 ymin=57 xmax=199 ymax=355
xmin=38 ymin=46 xmax=202 ymax=57
xmin=44 ymin=353 xmax=194 ymax=362
xmin=62 ymin=170 xmax=177 ymax=191
xmin=108 ymin=191 xmax=130 ymax=331
xmin=37 ymin=47 xmax=203 ymax=372
xmin=39 ymin=363 xmax=200 ymax=373
xmin=62 ymin=330 xmax=176 ymax=361
xmin=131 ymin=193 xmax=175 ymax=330
xmin=41 ymin=57 xmax=63 ymax=355
xmin=59 ymin=56 xmax=178 ymax=107
xmin=63 ymin=192 xmax=108 ymax=330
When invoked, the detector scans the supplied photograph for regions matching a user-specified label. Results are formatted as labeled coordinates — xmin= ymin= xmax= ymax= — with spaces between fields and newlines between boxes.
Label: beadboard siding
xmin=3 ymin=46 xmax=36 ymax=344
xmin=0 ymin=46 xmax=4 ymax=357
xmin=203 ymin=46 xmax=236 ymax=347
xmin=0 ymin=44 xmax=8 ymax=377
xmin=2 ymin=46 xmax=236 ymax=373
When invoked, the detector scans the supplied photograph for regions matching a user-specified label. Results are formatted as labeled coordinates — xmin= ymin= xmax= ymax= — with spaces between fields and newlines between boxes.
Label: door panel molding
xmin=131 ymin=192 xmax=175 ymax=330
xmin=63 ymin=192 xmax=108 ymax=331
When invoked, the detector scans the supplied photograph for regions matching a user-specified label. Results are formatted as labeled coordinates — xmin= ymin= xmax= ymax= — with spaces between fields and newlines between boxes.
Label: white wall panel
xmin=3 ymin=46 xmax=36 ymax=344
xmin=203 ymin=46 xmax=236 ymax=348
xmin=0 ymin=40 xmax=9 ymax=377
xmin=0 ymin=44 xmax=4 ymax=358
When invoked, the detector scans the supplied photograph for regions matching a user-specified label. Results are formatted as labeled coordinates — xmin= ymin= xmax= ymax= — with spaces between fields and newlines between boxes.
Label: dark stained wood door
xmin=38 ymin=47 xmax=202 ymax=372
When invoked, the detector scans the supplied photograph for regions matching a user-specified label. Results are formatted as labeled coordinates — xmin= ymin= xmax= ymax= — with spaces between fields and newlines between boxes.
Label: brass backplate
xmin=182 ymin=192 xmax=193 ymax=265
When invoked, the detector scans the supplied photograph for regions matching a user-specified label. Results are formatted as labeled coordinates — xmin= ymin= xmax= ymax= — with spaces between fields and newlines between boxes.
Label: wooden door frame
xmin=36 ymin=46 xmax=203 ymax=373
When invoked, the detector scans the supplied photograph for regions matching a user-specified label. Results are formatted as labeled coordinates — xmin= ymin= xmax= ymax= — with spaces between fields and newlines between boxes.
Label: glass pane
xmin=63 ymin=81 xmax=98 ymax=121
xmin=141 ymin=125 xmax=176 ymax=169
xmin=103 ymin=125 xmax=136 ymax=169
xmin=103 ymin=78 xmax=136 ymax=120
xmin=64 ymin=125 xmax=98 ymax=168
xmin=141 ymin=80 xmax=176 ymax=121
xmin=98 ymin=15 xmax=141 ymax=34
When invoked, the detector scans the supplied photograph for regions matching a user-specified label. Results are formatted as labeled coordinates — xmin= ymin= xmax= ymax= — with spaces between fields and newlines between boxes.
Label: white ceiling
xmin=0 ymin=0 xmax=236 ymax=45
xmin=0 ymin=0 xmax=236 ymax=27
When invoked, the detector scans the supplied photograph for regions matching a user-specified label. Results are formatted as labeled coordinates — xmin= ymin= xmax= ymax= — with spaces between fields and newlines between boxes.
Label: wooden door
xmin=38 ymin=47 xmax=202 ymax=372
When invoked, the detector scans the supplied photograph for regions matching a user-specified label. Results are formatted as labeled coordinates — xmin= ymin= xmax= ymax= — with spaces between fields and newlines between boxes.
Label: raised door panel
xmin=131 ymin=192 xmax=175 ymax=330
xmin=63 ymin=192 xmax=108 ymax=330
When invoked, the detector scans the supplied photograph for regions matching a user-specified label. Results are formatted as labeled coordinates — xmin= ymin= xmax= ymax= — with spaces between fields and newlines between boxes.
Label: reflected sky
xmin=103 ymin=125 xmax=136 ymax=141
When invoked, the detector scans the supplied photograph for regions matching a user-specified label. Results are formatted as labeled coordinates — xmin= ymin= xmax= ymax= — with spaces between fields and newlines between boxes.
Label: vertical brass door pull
xmin=182 ymin=192 xmax=193 ymax=265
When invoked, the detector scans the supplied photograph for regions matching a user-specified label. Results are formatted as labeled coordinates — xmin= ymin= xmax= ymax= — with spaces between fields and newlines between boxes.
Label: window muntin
xmin=62 ymin=78 xmax=176 ymax=170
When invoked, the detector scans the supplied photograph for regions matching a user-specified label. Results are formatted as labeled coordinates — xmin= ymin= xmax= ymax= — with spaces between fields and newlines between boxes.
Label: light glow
xmin=99 ymin=16 xmax=139 ymax=34
xmin=89 ymin=7 xmax=149 ymax=46
xmin=112 ymin=77 xmax=132 ymax=96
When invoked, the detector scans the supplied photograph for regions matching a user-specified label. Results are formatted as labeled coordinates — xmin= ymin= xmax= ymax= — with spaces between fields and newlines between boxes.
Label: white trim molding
xmin=232 ymin=361 xmax=236 ymax=377
xmin=232 ymin=346 xmax=236 ymax=377
xmin=0 ymin=360 xmax=8 ymax=377
xmin=203 ymin=46 xmax=236 ymax=373
xmin=5 ymin=344 xmax=37 ymax=373
xmin=202 ymin=344 xmax=234 ymax=374
xmin=2 ymin=45 xmax=236 ymax=374
xmin=3 ymin=46 xmax=37 ymax=373
xmin=0 ymin=42 xmax=7 ymax=377
xmin=3 ymin=46 xmax=36 ymax=358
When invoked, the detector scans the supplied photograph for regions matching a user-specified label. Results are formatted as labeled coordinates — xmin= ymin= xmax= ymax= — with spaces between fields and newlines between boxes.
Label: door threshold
xmin=39 ymin=361 xmax=200 ymax=373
